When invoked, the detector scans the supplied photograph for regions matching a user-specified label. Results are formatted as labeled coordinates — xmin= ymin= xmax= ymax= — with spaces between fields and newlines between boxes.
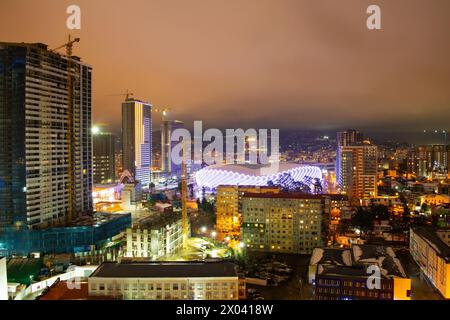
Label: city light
xmin=92 ymin=126 xmax=100 ymax=135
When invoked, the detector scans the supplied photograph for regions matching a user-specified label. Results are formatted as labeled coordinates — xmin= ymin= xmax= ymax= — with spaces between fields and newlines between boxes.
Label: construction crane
xmin=181 ymin=142 xmax=189 ymax=249
xmin=53 ymin=35 xmax=80 ymax=225
xmin=153 ymin=107 xmax=171 ymax=122
xmin=109 ymin=90 xmax=134 ymax=101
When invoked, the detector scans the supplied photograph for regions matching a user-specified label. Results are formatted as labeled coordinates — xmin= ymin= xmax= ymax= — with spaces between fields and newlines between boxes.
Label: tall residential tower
xmin=161 ymin=119 xmax=184 ymax=176
xmin=335 ymin=130 xmax=378 ymax=199
xmin=0 ymin=42 xmax=92 ymax=228
xmin=121 ymin=98 xmax=152 ymax=187
xmin=93 ymin=131 xmax=116 ymax=184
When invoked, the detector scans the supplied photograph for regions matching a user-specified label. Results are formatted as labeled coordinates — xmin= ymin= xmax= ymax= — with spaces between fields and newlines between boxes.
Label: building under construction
xmin=0 ymin=41 xmax=93 ymax=229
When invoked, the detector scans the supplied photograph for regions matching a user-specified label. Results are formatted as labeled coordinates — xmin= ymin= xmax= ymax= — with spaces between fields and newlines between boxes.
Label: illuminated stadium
xmin=195 ymin=163 xmax=323 ymax=190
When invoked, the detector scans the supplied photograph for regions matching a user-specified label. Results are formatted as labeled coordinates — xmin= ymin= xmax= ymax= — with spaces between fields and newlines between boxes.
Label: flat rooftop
xmin=311 ymin=245 xmax=407 ymax=279
xmin=413 ymin=227 xmax=450 ymax=262
xmin=90 ymin=261 xmax=239 ymax=279
xmin=243 ymin=192 xmax=323 ymax=200
xmin=38 ymin=281 xmax=117 ymax=300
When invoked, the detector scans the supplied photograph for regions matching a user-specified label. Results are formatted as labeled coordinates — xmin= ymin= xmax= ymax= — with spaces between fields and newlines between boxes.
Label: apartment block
xmin=216 ymin=185 xmax=280 ymax=241
xmin=241 ymin=193 xmax=324 ymax=254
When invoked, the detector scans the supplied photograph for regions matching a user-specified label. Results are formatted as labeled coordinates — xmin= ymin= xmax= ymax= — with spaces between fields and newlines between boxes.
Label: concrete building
xmin=0 ymin=257 xmax=7 ymax=300
xmin=125 ymin=212 xmax=183 ymax=259
xmin=408 ymin=145 xmax=450 ymax=179
xmin=337 ymin=130 xmax=363 ymax=147
xmin=309 ymin=245 xmax=411 ymax=300
xmin=337 ymin=144 xmax=378 ymax=199
xmin=88 ymin=261 xmax=243 ymax=300
xmin=241 ymin=193 xmax=324 ymax=254
xmin=0 ymin=212 xmax=131 ymax=257
xmin=216 ymin=185 xmax=280 ymax=241
xmin=161 ymin=120 xmax=184 ymax=176
xmin=121 ymin=182 xmax=142 ymax=211
xmin=0 ymin=42 xmax=93 ymax=228
xmin=122 ymin=98 xmax=152 ymax=187
xmin=410 ymin=227 xmax=450 ymax=299
xmin=93 ymin=132 xmax=116 ymax=184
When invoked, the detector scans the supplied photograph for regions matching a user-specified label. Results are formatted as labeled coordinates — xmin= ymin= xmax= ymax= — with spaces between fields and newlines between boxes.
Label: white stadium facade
xmin=195 ymin=163 xmax=323 ymax=189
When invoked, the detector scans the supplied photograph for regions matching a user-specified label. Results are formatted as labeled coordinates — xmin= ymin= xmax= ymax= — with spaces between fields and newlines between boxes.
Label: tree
xmin=351 ymin=207 xmax=374 ymax=235
xmin=149 ymin=182 xmax=155 ymax=194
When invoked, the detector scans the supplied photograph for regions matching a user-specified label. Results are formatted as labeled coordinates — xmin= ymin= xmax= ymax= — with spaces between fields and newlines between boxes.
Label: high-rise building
xmin=335 ymin=130 xmax=378 ymax=199
xmin=121 ymin=98 xmax=152 ymax=187
xmin=241 ymin=193 xmax=324 ymax=254
xmin=93 ymin=131 xmax=116 ymax=184
xmin=407 ymin=145 xmax=450 ymax=179
xmin=161 ymin=120 xmax=184 ymax=176
xmin=0 ymin=42 xmax=92 ymax=228
xmin=336 ymin=130 xmax=363 ymax=147
xmin=216 ymin=185 xmax=280 ymax=241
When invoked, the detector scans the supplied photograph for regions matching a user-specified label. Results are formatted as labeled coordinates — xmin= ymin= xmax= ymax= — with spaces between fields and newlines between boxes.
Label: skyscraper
xmin=121 ymin=98 xmax=152 ymax=187
xmin=408 ymin=145 xmax=450 ymax=179
xmin=336 ymin=130 xmax=363 ymax=147
xmin=93 ymin=131 xmax=116 ymax=184
xmin=161 ymin=120 xmax=184 ymax=176
xmin=335 ymin=130 xmax=378 ymax=199
xmin=0 ymin=42 xmax=93 ymax=228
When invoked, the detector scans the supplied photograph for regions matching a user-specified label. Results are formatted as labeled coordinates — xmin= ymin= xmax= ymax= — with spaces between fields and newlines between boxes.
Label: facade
xmin=0 ymin=212 xmax=131 ymax=257
xmin=125 ymin=212 xmax=183 ymax=259
xmin=88 ymin=261 xmax=242 ymax=300
xmin=0 ymin=257 xmax=6 ymax=300
xmin=410 ymin=227 xmax=450 ymax=299
xmin=121 ymin=182 xmax=142 ymax=211
xmin=337 ymin=144 xmax=378 ymax=199
xmin=161 ymin=120 xmax=184 ymax=176
xmin=408 ymin=145 xmax=450 ymax=179
xmin=0 ymin=42 xmax=93 ymax=229
xmin=310 ymin=245 xmax=411 ymax=300
xmin=216 ymin=185 xmax=280 ymax=241
xmin=93 ymin=132 xmax=116 ymax=184
xmin=241 ymin=193 xmax=324 ymax=254
xmin=122 ymin=98 xmax=152 ymax=187
xmin=196 ymin=163 xmax=322 ymax=190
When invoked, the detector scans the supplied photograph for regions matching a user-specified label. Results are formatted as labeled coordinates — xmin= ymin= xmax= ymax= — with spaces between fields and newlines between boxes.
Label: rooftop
xmin=243 ymin=192 xmax=324 ymax=200
xmin=38 ymin=281 xmax=116 ymax=300
xmin=90 ymin=261 xmax=239 ymax=279
xmin=412 ymin=227 xmax=450 ymax=262
xmin=311 ymin=245 xmax=407 ymax=279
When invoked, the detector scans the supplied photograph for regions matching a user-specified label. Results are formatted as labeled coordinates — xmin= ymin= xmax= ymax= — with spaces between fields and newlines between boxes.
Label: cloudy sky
xmin=1 ymin=0 xmax=449 ymax=137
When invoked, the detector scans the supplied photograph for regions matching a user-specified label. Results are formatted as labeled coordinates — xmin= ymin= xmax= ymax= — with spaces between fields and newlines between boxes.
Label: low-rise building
xmin=0 ymin=212 xmax=131 ymax=257
xmin=410 ymin=227 xmax=450 ymax=299
xmin=309 ymin=245 xmax=411 ymax=300
xmin=88 ymin=261 xmax=243 ymax=300
xmin=125 ymin=212 xmax=184 ymax=259
xmin=241 ymin=193 xmax=324 ymax=254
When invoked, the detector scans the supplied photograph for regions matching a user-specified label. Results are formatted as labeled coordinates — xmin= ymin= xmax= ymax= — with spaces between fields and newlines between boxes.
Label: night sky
xmin=1 ymin=0 xmax=449 ymax=138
